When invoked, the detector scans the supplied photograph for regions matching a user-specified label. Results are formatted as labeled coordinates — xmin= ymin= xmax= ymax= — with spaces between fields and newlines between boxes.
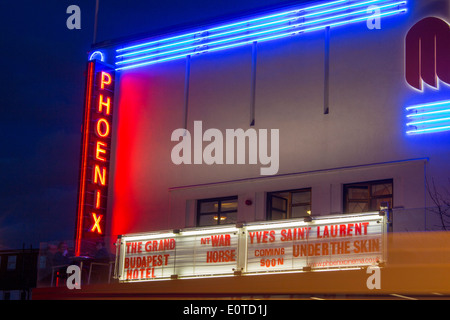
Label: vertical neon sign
xmin=75 ymin=60 xmax=115 ymax=256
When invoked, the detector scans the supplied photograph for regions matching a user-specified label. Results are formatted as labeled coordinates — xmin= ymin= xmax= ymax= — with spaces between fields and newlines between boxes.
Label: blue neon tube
xmin=406 ymin=108 xmax=450 ymax=118
xmin=116 ymin=8 xmax=406 ymax=71
xmin=114 ymin=0 xmax=407 ymax=71
xmin=116 ymin=1 xmax=406 ymax=66
xmin=405 ymin=100 xmax=450 ymax=111
xmin=116 ymin=0 xmax=348 ymax=53
xmin=116 ymin=0 xmax=399 ymax=60
xmin=407 ymin=125 xmax=450 ymax=135
xmin=406 ymin=99 xmax=450 ymax=135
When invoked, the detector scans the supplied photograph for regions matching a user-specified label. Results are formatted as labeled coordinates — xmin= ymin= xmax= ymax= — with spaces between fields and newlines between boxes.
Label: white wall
xmin=107 ymin=0 xmax=450 ymax=237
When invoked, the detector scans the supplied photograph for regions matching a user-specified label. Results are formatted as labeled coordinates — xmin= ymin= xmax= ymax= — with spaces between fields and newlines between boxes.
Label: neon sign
xmin=115 ymin=213 xmax=386 ymax=282
xmin=89 ymin=50 xmax=105 ymax=62
xmin=75 ymin=61 xmax=115 ymax=256
xmin=406 ymin=100 xmax=450 ymax=134
xmin=405 ymin=17 xmax=450 ymax=135
xmin=115 ymin=0 xmax=407 ymax=71
xmin=405 ymin=17 xmax=450 ymax=91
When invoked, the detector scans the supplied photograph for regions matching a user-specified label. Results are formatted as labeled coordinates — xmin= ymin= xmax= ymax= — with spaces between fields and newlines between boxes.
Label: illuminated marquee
xmin=116 ymin=227 xmax=240 ymax=281
xmin=115 ymin=213 xmax=386 ymax=282
xmin=75 ymin=61 xmax=115 ymax=256
xmin=244 ymin=213 xmax=385 ymax=273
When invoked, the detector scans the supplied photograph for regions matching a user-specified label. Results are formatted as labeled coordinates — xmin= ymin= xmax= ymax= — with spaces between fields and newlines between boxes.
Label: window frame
xmin=343 ymin=179 xmax=393 ymax=213
xmin=196 ymin=196 xmax=238 ymax=227
xmin=266 ymin=188 xmax=312 ymax=220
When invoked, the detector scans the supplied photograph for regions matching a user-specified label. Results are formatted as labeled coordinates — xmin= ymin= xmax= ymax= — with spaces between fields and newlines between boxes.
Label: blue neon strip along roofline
xmin=114 ymin=0 xmax=407 ymax=71
xmin=115 ymin=0 xmax=348 ymax=53
xmin=116 ymin=8 xmax=406 ymax=71
xmin=116 ymin=1 xmax=406 ymax=65
xmin=116 ymin=0 xmax=399 ymax=59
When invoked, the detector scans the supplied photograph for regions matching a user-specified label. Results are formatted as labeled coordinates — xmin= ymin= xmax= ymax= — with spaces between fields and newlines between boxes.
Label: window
xmin=344 ymin=179 xmax=393 ymax=213
xmin=267 ymin=188 xmax=311 ymax=220
xmin=197 ymin=196 xmax=238 ymax=226
xmin=39 ymin=255 xmax=47 ymax=269
xmin=7 ymin=255 xmax=17 ymax=271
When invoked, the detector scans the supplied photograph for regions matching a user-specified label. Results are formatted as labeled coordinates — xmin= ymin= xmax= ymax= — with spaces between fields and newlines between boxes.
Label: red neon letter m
xmin=405 ymin=17 xmax=450 ymax=90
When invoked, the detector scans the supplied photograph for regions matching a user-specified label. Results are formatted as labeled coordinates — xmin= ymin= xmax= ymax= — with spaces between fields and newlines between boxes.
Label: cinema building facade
xmin=34 ymin=0 xmax=450 ymax=298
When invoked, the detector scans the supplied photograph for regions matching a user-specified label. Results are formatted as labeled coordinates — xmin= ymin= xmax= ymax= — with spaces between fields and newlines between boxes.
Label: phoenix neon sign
xmin=115 ymin=0 xmax=407 ymax=71
xmin=75 ymin=61 xmax=115 ymax=256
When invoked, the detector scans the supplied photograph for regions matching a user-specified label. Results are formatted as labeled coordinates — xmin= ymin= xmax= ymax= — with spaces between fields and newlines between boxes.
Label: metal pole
xmin=93 ymin=0 xmax=100 ymax=44
xmin=250 ymin=42 xmax=257 ymax=126
xmin=324 ymin=26 xmax=330 ymax=115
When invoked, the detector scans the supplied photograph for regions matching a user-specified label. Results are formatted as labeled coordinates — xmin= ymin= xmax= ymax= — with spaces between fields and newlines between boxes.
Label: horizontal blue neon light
xmin=117 ymin=0 xmax=399 ymax=60
xmin=406 ymin=100 xmax=450 ymax=135
xmin=405 ymin=99 xmax=450 ymax=111
xmin=115 ymin=0 xmax=407 ymax=71
xmin=116 ymin=0 xmax=348 ymax=53
xmin=117 ymin=1 xmax=405 ymax=65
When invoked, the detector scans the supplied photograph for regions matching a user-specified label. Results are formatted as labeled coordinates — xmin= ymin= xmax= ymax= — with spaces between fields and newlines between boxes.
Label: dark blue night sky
xmin=0 ymin=0 xmax=299 ymax=249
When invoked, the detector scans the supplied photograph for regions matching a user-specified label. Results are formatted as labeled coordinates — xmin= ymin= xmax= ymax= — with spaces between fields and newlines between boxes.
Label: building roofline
xmin=91 ymin=0 xmax=312 ymax=50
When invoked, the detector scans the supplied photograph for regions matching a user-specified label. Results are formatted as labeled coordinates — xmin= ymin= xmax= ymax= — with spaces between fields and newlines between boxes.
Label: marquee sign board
xmin=244 ymin=213 xmax=385 ymax=274
xmin=115 ymin=213 xmax=386 ymax=282
xmin=116 ymin=227 xmax=241 ymax=281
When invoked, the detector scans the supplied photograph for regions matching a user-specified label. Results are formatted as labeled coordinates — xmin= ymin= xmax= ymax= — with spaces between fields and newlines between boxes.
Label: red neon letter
xmin=96 ymin=118 xmax=110 ymax=138
xmin=95 ymin=141 xmax=107 ymax=161
xmin=98 ymin=94 xmax=111 ymax=115
xmin=100 ymin=72 xmax=112 ymax=89
xmin=93 ymin=164 xmax=107 ymax=186
xmin=91 ymin=213 xmax=103 ymax=234
xmin=406 ymin=17 xmax=450 ymax=90
xmin=95 ymin=190 xmax=101 ymax=209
